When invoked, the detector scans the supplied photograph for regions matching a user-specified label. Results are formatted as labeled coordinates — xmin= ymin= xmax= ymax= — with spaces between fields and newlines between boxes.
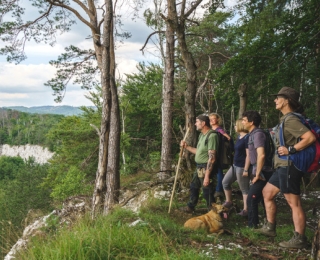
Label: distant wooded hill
xmin=2 ymin=106 xmax=84 ymax=116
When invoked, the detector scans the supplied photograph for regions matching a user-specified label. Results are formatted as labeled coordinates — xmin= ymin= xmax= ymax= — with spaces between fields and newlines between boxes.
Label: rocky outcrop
xmin=4 ymin=182 xmax=178 ymax=259
xmin=4 ymin=196 xmax=91 ymax=260
xmin=0 ymin=144 xmax=54 ymax=164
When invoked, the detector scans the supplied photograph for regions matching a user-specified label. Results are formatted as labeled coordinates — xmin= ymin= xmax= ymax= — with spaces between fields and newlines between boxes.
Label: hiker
xmin=179 ymin=115 xmax=219 ymax=213
xmin=242 ymin=110 xmax=273 ymax=228
xmin=209 ymin=113 xmax=231 ymax=202
xmin=222 ymin=119 xmax=251 ymax=216
xmin=256 ymin=87 xmax=315 ymax=249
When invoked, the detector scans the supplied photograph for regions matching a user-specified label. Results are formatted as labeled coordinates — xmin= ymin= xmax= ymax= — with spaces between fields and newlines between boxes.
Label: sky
xmin=0 ymin=0 xmax=235 ymax=108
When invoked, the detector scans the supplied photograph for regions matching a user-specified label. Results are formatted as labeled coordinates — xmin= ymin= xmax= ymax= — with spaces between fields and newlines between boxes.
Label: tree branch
xmin=140 ymin=31 xmax=165 ymax=52
xmin=45 ymin=0 xmax=95 ymax=31
xmin=90 ymin=123 xmax=100 ymax=136
xmin=209 ymin=51 xmax=231 ymax=60
xmin=71 ymin=0 xmax=95 ymax=20
xmin=17 ymin=4 xmax=53 ymax=30
xmin=196 ymin=55 xmax=212 ymax=99
xmin=185 ymin=0 xmax=203 ymax=18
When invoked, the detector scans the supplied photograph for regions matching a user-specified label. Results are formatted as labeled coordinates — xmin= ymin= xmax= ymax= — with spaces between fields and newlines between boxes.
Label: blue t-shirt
xmin=233 ymin=134 xmax=248 ymax=167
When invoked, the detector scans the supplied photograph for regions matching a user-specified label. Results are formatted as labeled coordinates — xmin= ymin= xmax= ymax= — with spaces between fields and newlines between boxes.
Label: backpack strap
xmin=204 ymin=130 xmax=218 ymax=146
xmin=278 ymin=112 xmax=304 ymax=147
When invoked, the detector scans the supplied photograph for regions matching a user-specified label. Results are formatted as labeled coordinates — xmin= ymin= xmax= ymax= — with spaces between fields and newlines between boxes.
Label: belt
xmin=196 ymin=163 xmax=207 ymax=169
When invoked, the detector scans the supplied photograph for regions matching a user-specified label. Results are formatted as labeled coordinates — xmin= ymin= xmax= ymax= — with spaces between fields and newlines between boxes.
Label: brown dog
xmin=184 ymin=203 xmax=228 ymax=234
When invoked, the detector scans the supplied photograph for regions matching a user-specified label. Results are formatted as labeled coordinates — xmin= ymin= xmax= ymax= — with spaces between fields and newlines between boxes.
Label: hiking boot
xmin=179 ymin=206 xmax=194 ymax=214
xmin=222 ymin=201 xmax=233 ymax=209
xmin=237 ymin=209 xmax=248 ymax=217
xmin=279 ymin=231 xmax=308 ymax=249
xmin=255 ymin=220 xmax=276 ymax=237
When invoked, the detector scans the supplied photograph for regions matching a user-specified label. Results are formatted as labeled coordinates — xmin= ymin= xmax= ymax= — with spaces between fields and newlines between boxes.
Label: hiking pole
xmin=168 ymin=127 xmax=190 ymax=214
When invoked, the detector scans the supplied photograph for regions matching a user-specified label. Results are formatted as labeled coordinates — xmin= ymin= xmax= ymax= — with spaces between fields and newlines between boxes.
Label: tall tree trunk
xmin=92 ymin=0 xmax=120 ymax=216
xmin=237 ymin=83 xmax=247 ymax=119
xmin=177 ymin=23 xmax=197 ymax=163
xmin=105 ymin=15 xmax=120 ymax=214
xmin=160 ymin=9 xmax=175 ymax=179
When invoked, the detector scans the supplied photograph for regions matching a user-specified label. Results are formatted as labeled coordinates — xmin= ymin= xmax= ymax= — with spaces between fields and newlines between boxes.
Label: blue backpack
xmin=278 ymin=112 xmax=320 ymax=173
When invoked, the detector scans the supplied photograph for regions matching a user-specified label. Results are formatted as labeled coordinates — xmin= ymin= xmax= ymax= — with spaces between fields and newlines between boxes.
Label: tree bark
xmin=160 ymin=1 xmax=175 ymax=179
xmin=92 ymin=0 xmax=120 ymax=216
xmin=167 ymin=0 xmax=203 ymax=169
xmin=237 ymin=83 xmax=247 ymax=119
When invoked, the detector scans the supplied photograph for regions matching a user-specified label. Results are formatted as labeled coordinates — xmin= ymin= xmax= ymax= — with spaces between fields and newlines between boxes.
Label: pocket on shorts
xmin=197 ymin=168 xmax=205 ymax=178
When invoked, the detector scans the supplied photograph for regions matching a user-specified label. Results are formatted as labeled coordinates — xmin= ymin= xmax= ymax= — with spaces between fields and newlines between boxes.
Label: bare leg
xmin=283 ymin=193 xmax=305 ymax=234
xmin=224 ymin=189 xmax=232 ymax=202
xmin=243 ymin=194 xmax=248 ymax=211
xmin=262 ymin=183 xmax=280 ymax=224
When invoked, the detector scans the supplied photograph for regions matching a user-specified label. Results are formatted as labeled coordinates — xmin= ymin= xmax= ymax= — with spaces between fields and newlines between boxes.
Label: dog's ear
xmin=211 ymin=203 xmax=217 ymax=213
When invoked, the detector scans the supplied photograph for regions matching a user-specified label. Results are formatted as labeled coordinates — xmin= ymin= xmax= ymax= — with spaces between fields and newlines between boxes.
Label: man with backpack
xmin=179 ymin=115 xmax=219 ymax=213
xmin=242 ymin=110 xmax=274 ymax=228
xmin=256 ymin=87 xmax=315 ymax=249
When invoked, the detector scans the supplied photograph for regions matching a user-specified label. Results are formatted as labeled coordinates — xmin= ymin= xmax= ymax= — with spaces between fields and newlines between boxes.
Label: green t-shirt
xmin=274 ymin=114 xmax=310 ymax=168
xmin=195 ymin=130 xmax=219 ymax=164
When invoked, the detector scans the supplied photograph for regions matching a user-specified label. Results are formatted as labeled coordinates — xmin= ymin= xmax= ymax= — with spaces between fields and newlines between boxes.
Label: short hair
xmin=196 ymin=114 xmax=210 ymax=127
xmin=209 ymin=113 xmax=222 ymax=126
xmin=242 ymin=110 xmax=261 ymax=127
xmin=235 ymin=119 xmax=248 ymax=133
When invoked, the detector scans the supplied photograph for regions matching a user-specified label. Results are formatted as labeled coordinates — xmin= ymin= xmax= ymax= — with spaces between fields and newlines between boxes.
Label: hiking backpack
xmin=278 ymin=112 xmax=320 ymax=173
xmin=205 ymin=130 xmax=235 ymax=169
xmin=248 ymin=128 xmax=276 ymax=169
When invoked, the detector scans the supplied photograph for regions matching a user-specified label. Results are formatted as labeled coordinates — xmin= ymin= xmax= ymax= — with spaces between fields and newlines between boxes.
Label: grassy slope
xmin=18 ymin=172 xmax=319 ymax=260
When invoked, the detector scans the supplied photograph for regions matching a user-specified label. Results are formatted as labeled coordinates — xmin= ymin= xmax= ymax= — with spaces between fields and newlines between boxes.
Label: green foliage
xmin=50 ymin=166 xmax=92 ymax=201
xmin=44 ymin=112 xmax=99 ymax=202
xmin=0 ymin=158 xmax=53 ymax=258
xmin=0 ymin=108 xmax=64 ymax=148
xmin=120 ymin=63 xmax=164 ymax=174
xmin=217 ymin=0 xmax=320 ymax=122
xmin=0 ymin=156 xmax=24 ymax=180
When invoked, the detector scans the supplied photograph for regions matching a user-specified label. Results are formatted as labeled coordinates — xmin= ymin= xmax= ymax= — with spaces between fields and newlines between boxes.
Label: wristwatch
xmin=288 ymin=146 xmax=297 ymax=154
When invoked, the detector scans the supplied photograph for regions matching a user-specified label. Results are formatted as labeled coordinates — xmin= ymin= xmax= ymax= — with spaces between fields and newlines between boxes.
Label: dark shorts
xmin=268 ymin=165 xmax=304 ymax=195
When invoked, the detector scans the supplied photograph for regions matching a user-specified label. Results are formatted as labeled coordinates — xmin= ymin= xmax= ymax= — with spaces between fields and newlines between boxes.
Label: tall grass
xmin=14 ymin=190 xmax=319 ymax=260
xmin=18 ymin=205 xmax=210 ymax=260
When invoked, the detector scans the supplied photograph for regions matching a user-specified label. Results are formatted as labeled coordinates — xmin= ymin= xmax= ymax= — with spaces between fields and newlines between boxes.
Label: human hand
xmin=203 ymin=176 xmax=210 ymax=186
xmin=252 ymin=176 xmax=259 ymax=184
xmin=277 ymin=146 xmax=289 ymax=156
xmin=180 ymin=140 xmax=187 ymax=148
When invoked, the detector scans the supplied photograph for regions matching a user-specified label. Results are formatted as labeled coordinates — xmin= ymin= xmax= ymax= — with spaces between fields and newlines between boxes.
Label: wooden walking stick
xmin=168 ymin=127 xmax=190 ymax=213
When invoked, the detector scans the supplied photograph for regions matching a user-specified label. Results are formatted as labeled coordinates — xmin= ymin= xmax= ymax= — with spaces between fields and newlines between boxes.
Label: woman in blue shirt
xmin=222 ymin=119 xmax=251 ymax=216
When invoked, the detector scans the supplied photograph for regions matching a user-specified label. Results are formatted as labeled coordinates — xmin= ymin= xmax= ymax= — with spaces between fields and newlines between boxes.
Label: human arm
xmin=180 ymin=140 xmax=197 ymax=154
xmin=223 ymin=132 xmax=231 ymax=141
xmin=203 ymin=149 xmax=217 ymax=186
xmin=277 ymin=131 xmax=316 ymax=155
xmin=243 ymin=148 xmax=251 ymax=177
xmin=252 ymin=147 xmax=265 ymax=183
